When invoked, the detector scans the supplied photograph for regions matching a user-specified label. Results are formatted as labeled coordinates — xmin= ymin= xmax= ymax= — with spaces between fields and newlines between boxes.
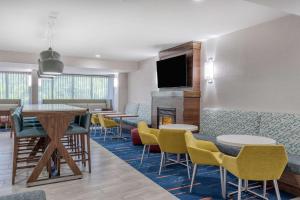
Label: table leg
xmin=27 ymin=114 xmax=82 ymax=186
xmin=112 ymin=117 xmax=127 ymax=140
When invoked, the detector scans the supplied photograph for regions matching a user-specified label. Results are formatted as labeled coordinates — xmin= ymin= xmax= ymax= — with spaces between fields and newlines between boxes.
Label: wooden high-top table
xmin=22 ymin=104 xmax=87 ymax=187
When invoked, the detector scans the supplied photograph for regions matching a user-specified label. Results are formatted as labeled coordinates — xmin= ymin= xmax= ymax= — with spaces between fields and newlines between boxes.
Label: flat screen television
xmin=156 ymin=55 xmax=188 ymax=88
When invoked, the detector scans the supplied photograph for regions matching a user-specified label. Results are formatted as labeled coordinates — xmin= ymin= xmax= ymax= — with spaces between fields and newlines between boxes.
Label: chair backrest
xmin=158 ymin=129 xmax=187 ymax=154
xmin=91 ymin=114 xmax=99 ymax=125
xmin=11 ymin=112 xmax=23 ymax=133
xmin=97 ymin=114 xmax=106 ymax=128
xmin=237 ymin=145 xmax=288 ymax=180
xmin=80 ymin=112 xmax=91 ymax=130
xmin=137 ymin=121 xmax=151 ymax=143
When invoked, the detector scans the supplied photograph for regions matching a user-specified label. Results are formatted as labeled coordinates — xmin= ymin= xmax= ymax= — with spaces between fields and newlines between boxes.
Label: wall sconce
xmin=204 ymin=57 xmax=214 ymax=83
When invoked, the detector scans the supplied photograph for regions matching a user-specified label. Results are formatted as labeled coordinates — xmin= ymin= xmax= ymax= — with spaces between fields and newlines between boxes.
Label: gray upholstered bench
xmin=0 ymin=190 xmax=46 ymax=200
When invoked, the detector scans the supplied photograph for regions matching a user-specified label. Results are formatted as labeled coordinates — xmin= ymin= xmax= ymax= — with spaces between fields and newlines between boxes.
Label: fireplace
xmin=157 ymin=107 xmax=176 ymax=127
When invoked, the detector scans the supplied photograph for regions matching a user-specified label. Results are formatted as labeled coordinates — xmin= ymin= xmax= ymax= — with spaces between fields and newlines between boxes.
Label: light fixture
xmin=95 ymin=54 xmax=101 ymax=58
xmin=38 ymin=13 xmax=64 ymax=77
xmin=204 ymin=57 xmax=214 ymax=83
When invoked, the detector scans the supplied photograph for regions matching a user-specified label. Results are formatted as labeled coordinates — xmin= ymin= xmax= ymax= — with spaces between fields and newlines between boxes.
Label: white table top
xmin=159 ymin=124 xmax=198 ymax=131
xmin=216 ymin=134 xmax=276 ymax=147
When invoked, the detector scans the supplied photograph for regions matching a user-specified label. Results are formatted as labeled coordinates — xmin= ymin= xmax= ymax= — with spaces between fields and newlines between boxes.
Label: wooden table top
xmin=22 ymin=104 xmax=87 ymax=113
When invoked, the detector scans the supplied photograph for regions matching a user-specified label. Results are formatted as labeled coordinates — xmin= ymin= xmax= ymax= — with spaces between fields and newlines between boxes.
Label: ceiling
xmin=246 ymin=0 xmax=300 ymax=16
xmin=0 ymin=0 xmax=287 ymax=62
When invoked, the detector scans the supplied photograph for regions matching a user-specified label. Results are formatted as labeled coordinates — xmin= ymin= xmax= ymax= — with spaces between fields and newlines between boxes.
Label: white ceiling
xmin=0 ymin=0 xmax=287 ymax=62
xmin=246 ymin=0 xmax=300 ymax=16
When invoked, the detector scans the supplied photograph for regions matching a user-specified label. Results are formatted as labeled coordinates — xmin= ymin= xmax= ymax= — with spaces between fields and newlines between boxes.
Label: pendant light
xmin=38 ymin=14 xmax=64 ymax=77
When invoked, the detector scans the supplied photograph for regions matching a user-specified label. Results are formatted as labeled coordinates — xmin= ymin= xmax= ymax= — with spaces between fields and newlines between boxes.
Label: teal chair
xmin=11 ymin=111 xmax=47 ymax=184
xmin=66 ymin=113 xmax=92 ymax=173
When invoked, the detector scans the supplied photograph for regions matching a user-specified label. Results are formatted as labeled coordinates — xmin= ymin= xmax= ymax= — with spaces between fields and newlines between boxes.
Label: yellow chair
xmin=157 ymin=129 xmax=190 ymax=178
xmin=137 ymin=121 xmax=159 ymax=166
xmin=97 ymin=114 xmax=119 ymax=141
xmin=222 ymin=145 xmax=288 ymax=200
xmin=185 ymin=132 xmax=224 ymax=196
xmin=91 ymin=114 xmax=100 ymax=134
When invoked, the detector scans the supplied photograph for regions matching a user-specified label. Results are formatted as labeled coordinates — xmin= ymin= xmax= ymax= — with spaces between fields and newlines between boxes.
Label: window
xmin=0 ymin=72 xmax=31 ymax=104
xmin=39 ymin=74 xmax=114 ymax=101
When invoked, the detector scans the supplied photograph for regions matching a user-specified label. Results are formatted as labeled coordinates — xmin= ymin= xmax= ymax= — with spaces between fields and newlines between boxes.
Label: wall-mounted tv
xmin=156 ymin=54 xmax=188 ymax=88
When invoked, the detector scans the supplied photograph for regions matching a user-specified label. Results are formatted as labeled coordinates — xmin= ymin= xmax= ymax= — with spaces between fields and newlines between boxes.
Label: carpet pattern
xmin=91 ymin=129 xmax=295 ymax=200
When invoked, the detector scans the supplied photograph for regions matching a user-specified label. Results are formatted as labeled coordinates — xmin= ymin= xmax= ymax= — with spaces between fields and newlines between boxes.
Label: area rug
xmin=91 ymin=130 xmax=295 ymax=200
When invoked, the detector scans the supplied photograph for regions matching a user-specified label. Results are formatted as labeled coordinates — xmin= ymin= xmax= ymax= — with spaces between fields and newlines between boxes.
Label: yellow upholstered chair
xmin=185 ymin=132 xmax=224 ymax=196
xmin=97 ymin=114 xmax=119 ymax=141
xmin=91 ymin=114 xmax=100 ymax=134
xmin=157 ymin=129 xmax=190 ymax=178
xmin=222 ymin=145 xmax=288 ymax=200
xmin=137 ymin=121 xmax=159 ymax=166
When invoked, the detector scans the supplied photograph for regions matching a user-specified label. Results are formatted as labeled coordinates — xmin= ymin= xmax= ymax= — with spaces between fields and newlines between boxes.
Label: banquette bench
xmin=196 ymin=108 xmax=300 ymax=195
xmin=42 ymin=99 xmax=112 ymax=111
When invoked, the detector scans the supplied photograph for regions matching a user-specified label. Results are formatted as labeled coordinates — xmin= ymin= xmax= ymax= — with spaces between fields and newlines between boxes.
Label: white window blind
xmin=40 ymin=74 xmax=114 ymax=100
xmin=0 ymin=72 xmax=31 ymax=104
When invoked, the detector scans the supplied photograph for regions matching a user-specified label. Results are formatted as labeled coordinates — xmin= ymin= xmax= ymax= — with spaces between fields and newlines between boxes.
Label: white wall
xmin=117 ymin=73 xmax=128 ymax=112
xmin=128 ymin=57 xmax=159 ymax=104
xmin=128 ymin=15 xmax=300 ymax=113
xmin=202 ymin=15 xmax=300 ymax=113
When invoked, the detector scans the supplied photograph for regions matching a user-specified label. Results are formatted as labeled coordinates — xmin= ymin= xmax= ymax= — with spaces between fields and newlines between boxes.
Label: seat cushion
xmin=123 ymin=118 xmax=138 ymax=126
xmin=67 ymin=124 xmax=88 ymax=134
xmin=0 ymin=190 xmax=46 ymax=200
xmin=259 ymin=112 xmax=300 ymax=155
xmin=17 ymin=128 xmax=46 ymax=138
xmin=200 ymin=108 xmax=260 ymax=137
xmin=287 ymin=154 xmax=300 ymax=174
xmin=124 ymin=103 xmax=139 ymax=115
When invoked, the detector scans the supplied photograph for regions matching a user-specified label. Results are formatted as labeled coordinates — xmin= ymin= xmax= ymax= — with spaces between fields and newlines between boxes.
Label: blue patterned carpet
xmin=91 ymin=129 xmax=294 ymax=200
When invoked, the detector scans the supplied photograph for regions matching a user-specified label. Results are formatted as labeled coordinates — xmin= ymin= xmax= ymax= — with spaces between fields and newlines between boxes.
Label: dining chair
xmin=137 ymin=121 xmax=159 ymax=166
xmin=97 ymin=114 xmax=119 ymax=141
xmin=11 ymin=111 xmax=47 ymax=184
xmin=91 ymin=114 xmax=100 ymax=135
xmin=222 ymin=145 xmax=288 ymax=200
xmin=157 ymin=129 xmax=190 ymax=178
xmin=185 ymin=132 xmax=224 ymax=196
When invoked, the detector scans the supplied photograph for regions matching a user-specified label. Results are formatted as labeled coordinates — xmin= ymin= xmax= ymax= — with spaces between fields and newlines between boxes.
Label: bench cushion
xmin=259 ymin=112 xmax=300 ymax=155
xmin=124 ymin=103 xmax=139 ymax=115
xmin=200 ymin=109 xmax=260 ymax=137
xmin=286 ymin=154 xmax=300 ymax=174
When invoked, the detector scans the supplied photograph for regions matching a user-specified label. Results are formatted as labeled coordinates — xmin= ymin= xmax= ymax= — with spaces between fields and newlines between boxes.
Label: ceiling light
xmin=95 ymin=54 xmax=101 ymax=58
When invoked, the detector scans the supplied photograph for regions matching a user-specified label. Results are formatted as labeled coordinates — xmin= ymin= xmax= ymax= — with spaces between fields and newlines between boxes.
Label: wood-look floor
xmin=0 ymin=132 xmax=177 ymax=200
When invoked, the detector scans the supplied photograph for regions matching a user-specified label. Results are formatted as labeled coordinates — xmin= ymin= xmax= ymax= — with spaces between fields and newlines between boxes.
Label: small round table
xmin=216 ymin=134 xmax=276 ymax=147
xmin=159 ymin=124 xmax=198 ymax=132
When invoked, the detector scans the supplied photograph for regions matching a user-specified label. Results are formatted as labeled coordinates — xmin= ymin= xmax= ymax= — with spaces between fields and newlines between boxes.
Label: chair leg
xmin=11 ymin=137 xmax=18 ymax=185
xmin=87 ymin=134 xmax=92 ymax=173
xmin=104 ymin=128 xmax=107 ymax=141
xmin=190 ymin=164 xmax=197 ymax=193
xmin=159 ymin=152 xmax=165 ymax=175
xmin=185 ymin=153 xmax=190 ymax=179
xmin=273 ymin=180 xmax=281 ymax=200
xmin=219 ymin=166 xmax=224 ymax=199
xmin=147 ymin=145 xmax=151 ymax=157
xmin=263 ymin=180 xmax=267 ymax=197
xmin=237 ymin=178 xmax=242 ymax=200
xmin=223 ymin=168 xmax=227 ymax=199
xmin=140 ymin=145 xmax=147 ymax=166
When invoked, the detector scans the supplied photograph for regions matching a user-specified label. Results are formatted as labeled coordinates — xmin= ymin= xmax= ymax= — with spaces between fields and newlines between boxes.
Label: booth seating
xmin=43 ymin=99 xmax=112 ymax=111
xmin=117 ymin=103 xmax=151 ymax=127
xmin=197 ymin=108 xmax=300 ymax=195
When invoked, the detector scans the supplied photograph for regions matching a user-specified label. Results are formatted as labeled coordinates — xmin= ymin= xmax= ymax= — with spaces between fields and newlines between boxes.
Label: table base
xmin=27 ymin=174 xmax=83 ymax=187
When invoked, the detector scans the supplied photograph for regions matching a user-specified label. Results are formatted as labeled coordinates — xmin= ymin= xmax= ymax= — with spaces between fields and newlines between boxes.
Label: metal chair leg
xmin=238 ymin=178 xmax=242 ymax=200
xmin=185 ymin=153 xmax=190 ymax=179
xmin=158 ymin=152 xmax=165 ymax=175
xmin=273 ymin=180 xmax=281 ymax=200
xmin=219 ymin=166 xmax=225 ymax=199
xmin=147 ymin=145 xmax=151 ymax=157
xmin=190 ymin=164 xmax=197 ymax=193
xmin=104 ymin=128 xmax=107 ymax=141
xmin=263 ymin=180 xmax=267 ymax=197
xmin=223 ymin=168 xmax=227 ymax=199
xmin=140 ymin=145 xmax=147 ymax=166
